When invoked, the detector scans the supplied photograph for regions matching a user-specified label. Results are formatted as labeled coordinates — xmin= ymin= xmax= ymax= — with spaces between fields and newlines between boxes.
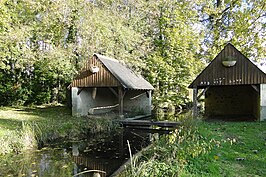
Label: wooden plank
xmin=124 ymin=114 xmax=151 ymax=120
xmin=71 ymin=55 xmax=120 ymax=87
xmin=120 ymin=119 xmax=181 ymax=128
xmin=153 ymin=121 xmax=181 ymax=127
xmin=123 ymin=127 xmax=171 ymax=134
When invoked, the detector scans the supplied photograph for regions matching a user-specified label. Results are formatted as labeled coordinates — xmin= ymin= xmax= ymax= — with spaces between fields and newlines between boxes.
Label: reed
xmin=0 ymin=122 xmax=38 ymax=154
xmin=119 ymin=116 xmax=215 ymax=177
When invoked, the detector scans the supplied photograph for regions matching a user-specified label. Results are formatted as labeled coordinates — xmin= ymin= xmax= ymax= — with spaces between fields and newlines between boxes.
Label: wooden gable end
xmin=71 ymin=55 xmax=120 ymax=87
xmin=189 ymin=43 xmax=266 ymax=88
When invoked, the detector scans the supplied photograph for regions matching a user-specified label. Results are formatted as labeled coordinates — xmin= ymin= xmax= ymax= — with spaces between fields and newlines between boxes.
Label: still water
xmin=0 ymin=128 xmax=163 ymax=177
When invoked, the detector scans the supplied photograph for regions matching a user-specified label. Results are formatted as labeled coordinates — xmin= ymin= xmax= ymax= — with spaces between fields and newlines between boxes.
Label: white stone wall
xmin=87 ymin=88 xmax=118 ymax=114
xmin=71 ymin=87 xmax=91 ymax=116
xmin=72 ymin=87 xmax=152 ymax=116
xmin=260 ymin=84 xmax=266 ymax=121
xmin=72 ymin=87 xmax=118 ymax=116
xmin=71 ymin=87 xmax=79 ymax=116
xmin=123 ymin=90 xmax=151 ymax=115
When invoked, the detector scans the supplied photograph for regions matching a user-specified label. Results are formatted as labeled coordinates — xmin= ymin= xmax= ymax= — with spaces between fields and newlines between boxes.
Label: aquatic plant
xmin=21 ymin=122 xmax=38 ymax=150
xmin=0 ymin=148 xmax=75 ymax=177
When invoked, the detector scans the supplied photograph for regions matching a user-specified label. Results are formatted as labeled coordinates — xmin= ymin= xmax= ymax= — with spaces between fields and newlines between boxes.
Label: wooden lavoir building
xmin=70 ymin=54 xmax=154 ymax=117
xmin=189 ymin=43 xmax=266 ymax=121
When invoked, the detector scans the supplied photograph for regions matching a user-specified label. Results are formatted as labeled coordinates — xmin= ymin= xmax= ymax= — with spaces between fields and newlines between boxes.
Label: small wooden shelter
xmin=189 ymin=43 xmax=266 ymax=121
xmin=70 ymin=54 xmax=154 ymax=117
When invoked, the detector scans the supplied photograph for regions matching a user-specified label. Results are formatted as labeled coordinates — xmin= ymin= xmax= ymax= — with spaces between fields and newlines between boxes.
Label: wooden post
xmin=197 ymin=87 xmax=209 ymax=100
xmin=92 ymin=87 xmax=97 ymax=99
xmin=192 ymin=88 xmax=198 ymax=118
xmin=148 ymin=90 xmax=152 ymax=113
xmin=118 ymin=87 xmax=124 ymax=117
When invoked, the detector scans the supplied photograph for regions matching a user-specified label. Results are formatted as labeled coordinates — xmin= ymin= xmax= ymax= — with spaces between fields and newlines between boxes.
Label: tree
xmin=0 ymin=0 xmax=78 ymax=105
xmin=134 ymin=0 xmax=204 ymax=108
xmin=199 ymin=0 xmax=266 ymax=62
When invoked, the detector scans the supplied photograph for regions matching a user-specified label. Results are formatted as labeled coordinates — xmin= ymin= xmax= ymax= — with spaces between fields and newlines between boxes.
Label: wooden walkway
xmin=120 ymin=119 xmax=181 ymax=128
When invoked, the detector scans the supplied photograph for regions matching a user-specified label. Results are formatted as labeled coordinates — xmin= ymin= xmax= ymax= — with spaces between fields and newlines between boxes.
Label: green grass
xmin=0 ymin=105 xmax=119 ymax=155
xmin=121 ymin=119 xmax=266 ymax=177
xmin=185 ymin=120 xmax=266 ymax=176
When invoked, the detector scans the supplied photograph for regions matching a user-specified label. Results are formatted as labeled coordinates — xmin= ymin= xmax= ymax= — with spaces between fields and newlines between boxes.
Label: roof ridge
xmin=94 ymin=53 xmax=119 ymax=63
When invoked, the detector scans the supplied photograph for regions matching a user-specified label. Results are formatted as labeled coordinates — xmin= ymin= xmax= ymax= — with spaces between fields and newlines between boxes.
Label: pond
xmin=0 ymin=127 xmax=169 ymax=177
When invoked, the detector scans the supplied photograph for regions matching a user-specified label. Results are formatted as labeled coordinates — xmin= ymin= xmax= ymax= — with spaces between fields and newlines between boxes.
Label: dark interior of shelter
xmin=204 ymin=85 xmax=259 ymax=121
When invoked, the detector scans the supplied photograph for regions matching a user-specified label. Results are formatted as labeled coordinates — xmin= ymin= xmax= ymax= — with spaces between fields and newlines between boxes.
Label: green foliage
xmin=199 ymin=0 xmax=266 ymax=62
xmin=0 ymin=0 xmax=265 ymax=108
xmin=140 ymin=1 xmax=205 ymax=107
xmin=0 ymin=0 xmax=77 ymax=105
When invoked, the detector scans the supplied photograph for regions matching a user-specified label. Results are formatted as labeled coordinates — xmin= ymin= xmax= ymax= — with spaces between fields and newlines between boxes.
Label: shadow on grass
xmin=13 ymin=105 xmax=73 ymax=121
xmin=0 ymin=118 xmax=23 ymax=130
xmin=204 ymin=114 xmax=257 ymax=122
xmin=0 ymin=105 xmax=74 ymax=133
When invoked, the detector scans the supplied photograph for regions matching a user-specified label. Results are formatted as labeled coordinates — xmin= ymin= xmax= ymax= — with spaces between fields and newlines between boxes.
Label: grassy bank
xmin=187 ymin=121 xmax=266 ymax=176
xmin=0 ymin=105 xmax=119 ymax=155
xmin=121 ymin=119 xmax=266 ymax=176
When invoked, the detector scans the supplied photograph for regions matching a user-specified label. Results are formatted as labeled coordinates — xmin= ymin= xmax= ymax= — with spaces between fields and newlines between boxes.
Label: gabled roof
xmin=95 ymin=54 xmax=154 ymax=90
xmin=71 ymin=54 xmax=154 ymax=90
xmin=189 ymin=43 xmax=266 ymax=88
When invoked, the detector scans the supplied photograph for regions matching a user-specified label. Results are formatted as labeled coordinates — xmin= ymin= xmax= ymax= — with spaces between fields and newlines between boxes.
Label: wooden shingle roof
xmin=189 ymin=43 xmax=266 ymax=88
xmin=71 ymin=54 xmax=154 ymax=90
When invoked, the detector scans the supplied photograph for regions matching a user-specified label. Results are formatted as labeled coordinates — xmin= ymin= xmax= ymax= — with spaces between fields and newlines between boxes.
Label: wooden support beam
xmin=192 ymin=88 xmax=198 ymax=118
xmin=148 ymin=90 xmax=152 ymax=113
xmin=109 ymin=87 xmax=118 ymax=98
xmin=130 ymin=93 xmax=146 ymax=100
xmin=77 ymin=88 xmax=84 ymax=95
xmin=92 ymin=87 xmax=97 ymax=99
xmin=197 ymin=87 xmax=209 ymax=100
xmin=251 ymin=85 xmax=259 ymax=93
xmin=118 ymin=87 xmax=125 ymax=117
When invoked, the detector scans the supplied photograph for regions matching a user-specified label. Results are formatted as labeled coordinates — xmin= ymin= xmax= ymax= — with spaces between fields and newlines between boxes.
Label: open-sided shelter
xmin=69 ymin=54 xmax=154 ymax=117
xmin=189 ymin=43 xmax=266 ymax=121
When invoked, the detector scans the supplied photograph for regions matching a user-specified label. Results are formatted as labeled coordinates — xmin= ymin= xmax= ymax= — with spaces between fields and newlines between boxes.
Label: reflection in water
xmin=0 ymin=148 xmax=75 ymax=177
xmin=70 ymin=128 xmax=153 ymax=177
xmin=72 ymin=144 xmax=79 ymax=157
xmin=0 ymin=128 xmax=165 ymax=177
